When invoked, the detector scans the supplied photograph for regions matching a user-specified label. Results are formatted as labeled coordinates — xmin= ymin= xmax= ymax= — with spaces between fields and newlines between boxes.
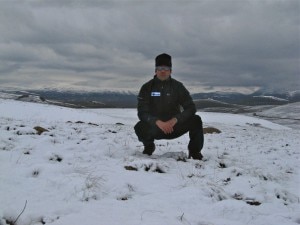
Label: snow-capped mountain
xmin=251 ymin=88 xmax=300 ymax=102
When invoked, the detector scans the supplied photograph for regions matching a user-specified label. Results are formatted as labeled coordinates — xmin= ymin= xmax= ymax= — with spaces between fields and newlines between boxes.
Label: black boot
xmin=188 ymin=151 xmax=203 ymax=160
xmin=143 ymin=143 xmax=155 ymax=156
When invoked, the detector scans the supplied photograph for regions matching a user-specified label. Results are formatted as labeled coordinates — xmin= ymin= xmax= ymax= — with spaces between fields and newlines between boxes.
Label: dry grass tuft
xmin=203 ymin=127 xmax=221 ymax=134
xmin=34 ymin=126 xmax=49 ymax=135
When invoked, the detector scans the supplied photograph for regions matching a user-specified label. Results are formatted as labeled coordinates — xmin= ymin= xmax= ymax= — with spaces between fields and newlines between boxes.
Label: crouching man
xmin=134 ymin=53 xmax=204 ymax=160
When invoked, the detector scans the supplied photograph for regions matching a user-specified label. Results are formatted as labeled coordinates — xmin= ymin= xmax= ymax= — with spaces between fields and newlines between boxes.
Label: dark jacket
xmin=137 ymin=75 xmax=196 ymax=126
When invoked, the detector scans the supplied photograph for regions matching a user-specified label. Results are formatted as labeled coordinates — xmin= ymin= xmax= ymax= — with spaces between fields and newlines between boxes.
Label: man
xmin=134 ymin=53 xmax=204 ymax=160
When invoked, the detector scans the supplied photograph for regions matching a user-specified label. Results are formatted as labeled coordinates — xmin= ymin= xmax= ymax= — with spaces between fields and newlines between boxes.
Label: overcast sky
xmin=0 ymin=0 xmax=299 ymax=93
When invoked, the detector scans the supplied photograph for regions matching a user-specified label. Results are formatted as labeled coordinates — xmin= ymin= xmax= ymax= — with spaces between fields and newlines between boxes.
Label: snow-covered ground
xmin=254 ymin=102 xmax=300 ymax=130
xmin=0 ymin=99 xmax=299 ymax=225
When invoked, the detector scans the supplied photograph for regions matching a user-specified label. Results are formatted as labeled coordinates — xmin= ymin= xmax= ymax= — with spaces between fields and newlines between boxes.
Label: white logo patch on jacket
xmin=151 ymin=92 xmax=161 ymax=97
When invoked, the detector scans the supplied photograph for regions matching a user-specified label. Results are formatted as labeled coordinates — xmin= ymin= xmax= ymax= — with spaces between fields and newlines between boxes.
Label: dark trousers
xmin=134 ymin=115 xmax=204 ymax=154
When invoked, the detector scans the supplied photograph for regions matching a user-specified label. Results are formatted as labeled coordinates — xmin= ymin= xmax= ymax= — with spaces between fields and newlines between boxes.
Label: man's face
xmin=155 ymin=66 xmax=171 ymax=81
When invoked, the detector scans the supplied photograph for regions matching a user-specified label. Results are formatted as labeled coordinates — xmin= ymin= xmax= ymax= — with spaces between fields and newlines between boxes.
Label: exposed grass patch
xmin=34 ymin=126 xmax=49 ymax=135
xmin=203 ymin=127 xmax=221 ymax=134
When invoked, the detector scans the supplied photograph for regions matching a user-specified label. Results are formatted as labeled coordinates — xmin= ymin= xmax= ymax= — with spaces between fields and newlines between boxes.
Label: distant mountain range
xmin=192 ymin=89 xmax=300 ymax=108
xmin=0 ymin=88 xmax=299 ymax=109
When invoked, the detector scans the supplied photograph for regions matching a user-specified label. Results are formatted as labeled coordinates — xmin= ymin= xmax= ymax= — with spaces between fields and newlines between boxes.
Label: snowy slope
xmin=0 ymin=99 xmax=299 ymax=225
xmin=256 ymin=102 xmax=300 ymax=120
xmin=255 ymin=102 xmax=300 ymax=130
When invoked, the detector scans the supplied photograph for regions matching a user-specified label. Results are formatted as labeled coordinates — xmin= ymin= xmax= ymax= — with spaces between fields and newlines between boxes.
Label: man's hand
xmin=156 ymin=118 xmax=178 ymax=134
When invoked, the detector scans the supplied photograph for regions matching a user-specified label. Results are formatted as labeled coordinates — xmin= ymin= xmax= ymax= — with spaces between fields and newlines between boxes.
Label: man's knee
xmin=190 ymin=115 xmax=203 ymax=129
xmin=134 ymin=121 xmax=147 ymax=136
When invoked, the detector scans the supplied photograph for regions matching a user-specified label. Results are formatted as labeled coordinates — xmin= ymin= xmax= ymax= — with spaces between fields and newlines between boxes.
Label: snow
xmin=254 ymin=102 xmax=300 ymax=130
xmin=0 ymin=99 xmax=300 ymax=225
xmin=256 ymin=102 xmax=300 ymax=120
xmin=253 ymin=96 xmax=288 ymax=102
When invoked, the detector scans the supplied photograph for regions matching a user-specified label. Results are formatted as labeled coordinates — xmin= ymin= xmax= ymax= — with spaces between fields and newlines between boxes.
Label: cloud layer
xmin=0 ymin=0 xmax=299 ymax=92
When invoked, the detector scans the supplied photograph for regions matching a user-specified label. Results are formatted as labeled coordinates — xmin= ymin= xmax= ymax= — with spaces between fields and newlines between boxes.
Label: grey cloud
xmin=0 ymin=0 xmax=299 ymax=92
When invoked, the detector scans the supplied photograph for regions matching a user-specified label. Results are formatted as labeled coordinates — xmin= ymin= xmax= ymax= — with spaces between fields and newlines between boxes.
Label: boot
xmin=188 ymin=151 xmax=203 ymax=160
xmin=143 ymin=143 xmax=155 ymax=156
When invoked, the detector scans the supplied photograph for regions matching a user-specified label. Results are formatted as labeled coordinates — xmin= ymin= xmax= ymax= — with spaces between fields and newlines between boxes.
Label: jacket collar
xmin=153 ymin=75 xmax=171 ymax=83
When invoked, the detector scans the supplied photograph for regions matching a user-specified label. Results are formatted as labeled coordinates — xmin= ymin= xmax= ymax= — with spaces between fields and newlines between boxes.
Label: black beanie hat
xmin=155 ymin=53 xmax=172 ymax=68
